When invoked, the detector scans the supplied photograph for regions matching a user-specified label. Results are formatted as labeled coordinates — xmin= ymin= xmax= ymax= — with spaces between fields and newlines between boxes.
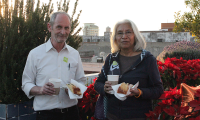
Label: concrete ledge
xmin=82 ymin=62 xmax=103 ymax=73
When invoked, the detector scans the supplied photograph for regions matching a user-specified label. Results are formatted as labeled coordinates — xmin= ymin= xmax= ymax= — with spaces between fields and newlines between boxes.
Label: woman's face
xmin=115 ymin=23 xmax=135 ymax=51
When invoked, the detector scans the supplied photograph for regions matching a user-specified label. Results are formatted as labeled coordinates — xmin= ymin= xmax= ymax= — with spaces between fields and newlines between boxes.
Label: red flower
xmin=170 ymin=87 xmax=181 ymax=99
xmin=195 ymin=89 xmax=200 ymax=98
xmin=189 ymin=115 xmax=200 ymax=120
xmin=179 ymin=106 xmax=191 ymax=115
xmin=90 ymin=116 xmax=96 ymax=120
xmin=163 ymin=106 xmax=176 ymax=116
xmin=158 ymin=99 xmax=175 ymax=106
xmin=78 ymin=78 xmax=99 ymax=115
xmin=145 ymin=110 xmax=159 ymax=120
xmin=159 ymin=87 xmax=181 ymax=100
xmin=146 ymin=58 xmax=200 ymax=120
xmin=165 ymin=63 xmax=180 ymax=71
xmin=189 ymin=99 xmax=200 ymax=111
xmin=93 ymin=77 xmax=97 ymax=84
xmin=159 ymin=91 xmax=174 ymax=99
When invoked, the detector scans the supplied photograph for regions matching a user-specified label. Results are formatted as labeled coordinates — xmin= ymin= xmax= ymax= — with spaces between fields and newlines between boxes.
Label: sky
xmin=42 ymin=0 xmax=191 ymax=36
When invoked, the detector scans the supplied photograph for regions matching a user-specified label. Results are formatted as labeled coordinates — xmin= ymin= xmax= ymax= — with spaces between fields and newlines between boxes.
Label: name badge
xmin=63 ymin=57 xmax=68 ymax=63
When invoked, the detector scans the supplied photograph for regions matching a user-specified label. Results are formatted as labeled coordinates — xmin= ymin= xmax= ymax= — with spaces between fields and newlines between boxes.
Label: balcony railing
xmin=85 ymin=73 xmax=99 ymax=86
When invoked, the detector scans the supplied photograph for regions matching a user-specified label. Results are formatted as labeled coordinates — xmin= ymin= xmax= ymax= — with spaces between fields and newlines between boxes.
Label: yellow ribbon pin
xmin=63 ymin=57 xmax=68 ymax=63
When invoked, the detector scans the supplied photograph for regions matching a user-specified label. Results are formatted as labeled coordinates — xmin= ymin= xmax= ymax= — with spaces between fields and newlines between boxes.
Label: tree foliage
xmin=0 ymin=0 xmax=82 ymax=104
xmin=174 ymin=0 xmax=200 ymax=42
xmin=56 ymin=0 xmax=82 ymax=49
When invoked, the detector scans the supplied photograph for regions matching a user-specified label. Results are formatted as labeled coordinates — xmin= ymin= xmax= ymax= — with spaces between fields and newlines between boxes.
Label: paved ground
xmin=82 ymin=62 xmax=104 ymax=73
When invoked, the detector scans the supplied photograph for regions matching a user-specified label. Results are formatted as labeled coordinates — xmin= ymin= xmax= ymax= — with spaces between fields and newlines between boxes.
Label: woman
xmin=94 ymin=19 xmax=164 ymax=120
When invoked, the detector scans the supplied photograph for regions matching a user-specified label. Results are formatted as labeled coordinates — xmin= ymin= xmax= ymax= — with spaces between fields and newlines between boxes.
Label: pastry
xmin=67 ymin=84 xmax=81 ymax=95
xmin=117 ymin=82 xmax=129 ymax=94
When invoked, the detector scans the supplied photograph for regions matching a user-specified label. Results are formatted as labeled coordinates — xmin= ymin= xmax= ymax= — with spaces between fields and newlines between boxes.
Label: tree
xmin=0 ymin=0 xmax=82 ymax=104
xmin=57 ymin=0 xmax=83 ymax=49
xmin=174 ymin=0 xmax=200 ymax=42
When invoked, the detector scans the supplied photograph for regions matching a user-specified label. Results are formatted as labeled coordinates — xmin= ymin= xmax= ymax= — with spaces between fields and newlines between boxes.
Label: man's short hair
xmin=49 ymin=11 xmax=71 ymax=26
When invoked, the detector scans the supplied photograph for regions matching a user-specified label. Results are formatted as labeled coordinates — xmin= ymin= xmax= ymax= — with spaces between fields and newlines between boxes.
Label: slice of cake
xmin=117 ymin=82 xmax=129 ymax=94
xmin=67 ymin=84 xmax=81 ymax=96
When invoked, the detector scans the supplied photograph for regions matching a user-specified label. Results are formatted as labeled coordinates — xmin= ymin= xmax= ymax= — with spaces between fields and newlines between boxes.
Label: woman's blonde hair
xmin=110 ymin=19 xmax=146 ymax=53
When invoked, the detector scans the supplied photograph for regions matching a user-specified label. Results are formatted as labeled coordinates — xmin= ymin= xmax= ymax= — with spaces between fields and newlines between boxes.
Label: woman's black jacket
xmin=94 ymin=50 xmax=164 ymax=119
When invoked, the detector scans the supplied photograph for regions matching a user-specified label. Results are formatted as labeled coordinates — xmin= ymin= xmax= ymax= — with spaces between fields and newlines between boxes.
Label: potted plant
xmin=78 ymin=78 xmax=99 ymax=120
xmin=146 ymin=57 xmax=200 ymax=120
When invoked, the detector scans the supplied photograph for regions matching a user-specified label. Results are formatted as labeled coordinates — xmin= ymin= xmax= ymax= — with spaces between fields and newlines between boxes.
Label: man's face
xmin=48 ymin=14 xmax=71 ymax=43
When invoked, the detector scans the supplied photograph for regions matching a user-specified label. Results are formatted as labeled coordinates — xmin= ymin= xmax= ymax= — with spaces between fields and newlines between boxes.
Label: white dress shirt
xmin=21 ymin=39 xmax=86 ymax=111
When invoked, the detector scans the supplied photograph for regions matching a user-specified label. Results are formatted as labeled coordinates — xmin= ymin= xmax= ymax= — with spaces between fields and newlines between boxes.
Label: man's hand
xmin=30 ymin=82 xmax=55 ymax=96
xmin=65 ymin=88 xmax=69 ymax=95
xmin=40 ymin=82 xmax=55 ymax=95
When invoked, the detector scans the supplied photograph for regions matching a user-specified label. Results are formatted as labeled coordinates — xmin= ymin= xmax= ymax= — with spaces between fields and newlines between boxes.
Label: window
xmin=157 ymin=39 xmax=163 ymax=42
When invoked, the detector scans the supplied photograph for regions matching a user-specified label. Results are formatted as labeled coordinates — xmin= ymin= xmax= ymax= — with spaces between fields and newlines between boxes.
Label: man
xmin=21 ymin=11 xmax=86 ymax=120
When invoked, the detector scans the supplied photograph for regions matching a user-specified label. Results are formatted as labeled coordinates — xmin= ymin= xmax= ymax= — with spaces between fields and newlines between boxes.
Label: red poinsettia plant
xmin=157 ymin=57 xmax=200 ymax=90
xmin=78 ymin=77 xmax=99 ymax=120
xmin=77 ymin=57 xmax=200 ymax=120
xmin=189 ymin=89 xmax=200 ymax=115
xmin=146 ymin=87 xmax=200 ymax=120
xmin=146 ymin=57 xmax=200 ymax=120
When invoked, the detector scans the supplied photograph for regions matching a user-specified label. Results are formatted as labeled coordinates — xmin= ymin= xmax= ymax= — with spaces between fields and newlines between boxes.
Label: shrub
xmin=146 ymin=86 xmax=200 ymax=120
xmin=157 ymin=41 xmax=200 ymax=62
xmin=157 ymin=58 xmax=200 ymax=90
xmin=146 ymin=58 xmax=200 ymax=120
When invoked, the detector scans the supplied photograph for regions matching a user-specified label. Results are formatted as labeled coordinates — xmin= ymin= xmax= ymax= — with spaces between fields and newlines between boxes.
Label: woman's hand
xmin=127 ymin=87 xmax=142 ymax=97
xmin=104 ymin=81 xmax=113 ymax=94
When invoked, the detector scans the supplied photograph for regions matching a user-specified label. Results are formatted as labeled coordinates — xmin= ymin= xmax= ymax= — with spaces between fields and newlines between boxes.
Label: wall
xmin=82 ymin=36 xmax=104 ymax=42
xmin=78 ymin=31 xmax=194 ymax=61
xmin=141 ymin=32 xmax=190 ymax=42
xmin=77 ymin=41 xmax=175 ymax=60
xmin=146 ymin=42 xmax=175 ymax=57
xmin=78 ymin=42 xmax=111 ymax=57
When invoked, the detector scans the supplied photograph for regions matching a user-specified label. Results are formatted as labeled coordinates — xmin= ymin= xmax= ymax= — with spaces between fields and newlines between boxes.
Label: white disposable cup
xmin=107 ymin=75 xmax=119 ymax=94
xmin=49 ymin=78 xmax=62 ymax=96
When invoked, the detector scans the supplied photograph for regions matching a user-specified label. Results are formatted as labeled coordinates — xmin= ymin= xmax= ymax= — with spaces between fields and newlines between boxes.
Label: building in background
xmin=104 ymin=26 xmax=112 ymax=42
xmin=141 ymin=31 xmax=190 ymax=42
xmin=83 ymin=23 xmax=99 ymax=36
xmin=160 ymin=23 xmax=175 ymax=32
xmin=78 ymin=23 xmax=195 ymax=62
xmin=82 ymin=26 xmax=112 ymax=43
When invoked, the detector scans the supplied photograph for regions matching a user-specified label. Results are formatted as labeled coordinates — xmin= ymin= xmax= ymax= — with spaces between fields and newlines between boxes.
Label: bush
xmin=164 ymin=50 xmax=200 ymax=60
xmin=146 ymin=58 xmax=200 ymax=120
xmin=157 ymin=58 xmax=200 ymax=90
xmin=157 ymin=41 xmax=200 ymax=62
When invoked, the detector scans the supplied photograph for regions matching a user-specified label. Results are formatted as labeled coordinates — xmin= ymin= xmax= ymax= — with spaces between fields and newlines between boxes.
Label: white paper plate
xmin=62 ymin=79 xmax=87 ymax=99
xmin=111 ymin=81 xmax=139 ymax=101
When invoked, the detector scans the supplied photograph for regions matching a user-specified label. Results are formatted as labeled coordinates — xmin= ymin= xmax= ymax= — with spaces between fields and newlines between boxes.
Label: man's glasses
xmin=116 ymin=31 xmax=134 ymax=37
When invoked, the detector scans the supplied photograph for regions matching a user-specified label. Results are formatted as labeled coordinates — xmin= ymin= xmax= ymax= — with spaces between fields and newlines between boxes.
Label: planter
xmin=0 ymin=100 xmax=36 ymax=120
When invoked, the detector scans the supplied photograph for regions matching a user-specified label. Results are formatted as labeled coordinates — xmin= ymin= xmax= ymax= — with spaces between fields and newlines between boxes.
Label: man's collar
xmin=63 ymin=43 xmax=68 ymax=51
xmin=45 ymin=38 xmax=69 ymax=52
xmin=46 ymin=39 xmax=53 ymax=52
